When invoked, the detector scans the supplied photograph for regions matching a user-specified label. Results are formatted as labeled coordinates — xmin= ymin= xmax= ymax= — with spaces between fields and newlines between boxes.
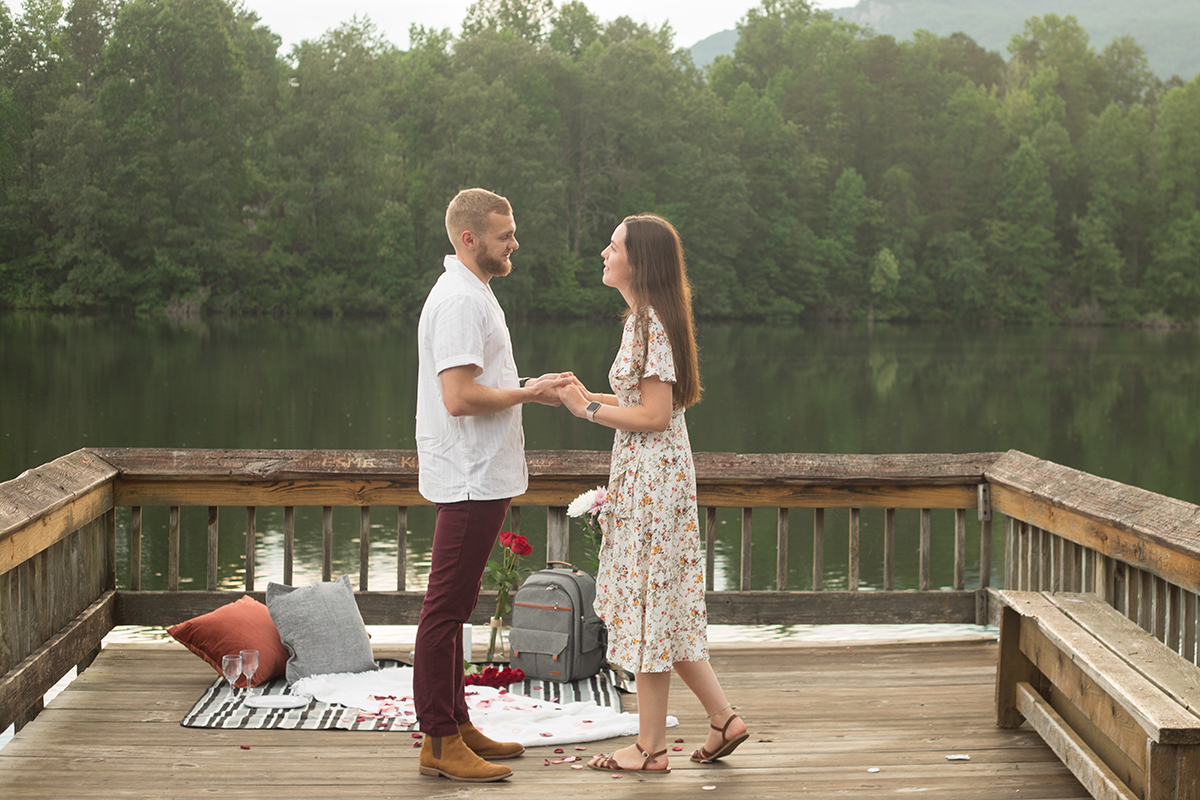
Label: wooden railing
xmin=5 ymin=447 xmax=1200 ymax=737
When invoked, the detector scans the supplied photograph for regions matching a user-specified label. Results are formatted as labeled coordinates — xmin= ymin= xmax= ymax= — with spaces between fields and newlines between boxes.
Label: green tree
xmin=75 ymin=0 xmax=265 ymax=311
xmin=1144 ymin=77 xmax=1200 ymax=320
xmin=984 ymin=138 xmax=1058 ymax=320
xmin=256 ymin=18 xmax=401 ymax=315
xmin=821 ymin=167 xmax=880 ymax=316
xmin=1101 ymin=34 xmax=1159 ymax=110
xmin=462 ymin=0 xmax=553 ymax=44
xmin=547 ymin=0 xmax=598 ymax=58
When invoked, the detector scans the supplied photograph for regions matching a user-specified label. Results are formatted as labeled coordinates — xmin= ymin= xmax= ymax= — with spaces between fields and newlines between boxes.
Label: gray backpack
xmin=509 ymin=563 xmax=607 ymax=682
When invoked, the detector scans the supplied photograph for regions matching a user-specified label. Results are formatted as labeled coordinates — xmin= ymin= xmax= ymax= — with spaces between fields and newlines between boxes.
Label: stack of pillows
xmin=167 ymin=575 xmax=378 ymax=686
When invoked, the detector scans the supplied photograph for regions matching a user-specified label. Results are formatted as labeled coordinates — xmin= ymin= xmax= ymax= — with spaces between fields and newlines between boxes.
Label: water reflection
xmin=6 ymin=313 xmax=1200 ymax=592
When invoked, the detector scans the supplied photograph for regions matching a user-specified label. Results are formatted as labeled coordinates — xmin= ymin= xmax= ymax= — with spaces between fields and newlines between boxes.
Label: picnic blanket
xmin=181 ymin=661 xmax=673 ymax=746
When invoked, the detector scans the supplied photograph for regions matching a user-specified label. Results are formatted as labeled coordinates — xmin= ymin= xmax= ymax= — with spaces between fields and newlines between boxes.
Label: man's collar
xmin=444 ymin=255 xmax=490 ymax=288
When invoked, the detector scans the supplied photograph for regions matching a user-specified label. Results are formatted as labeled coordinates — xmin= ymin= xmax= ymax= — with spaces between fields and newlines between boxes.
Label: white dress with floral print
xmin=596 ymin=306 xmax=709 ymax=673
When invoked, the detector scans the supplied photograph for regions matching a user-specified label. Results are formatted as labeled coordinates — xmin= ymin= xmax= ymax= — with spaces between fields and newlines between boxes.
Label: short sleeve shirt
xmin=415 ymin=256 xmax=528 ymax=503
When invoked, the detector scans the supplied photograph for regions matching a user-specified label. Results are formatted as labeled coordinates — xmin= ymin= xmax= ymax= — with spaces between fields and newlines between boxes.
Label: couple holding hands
xmin=412 ymin=188 xmax=747 ymax=782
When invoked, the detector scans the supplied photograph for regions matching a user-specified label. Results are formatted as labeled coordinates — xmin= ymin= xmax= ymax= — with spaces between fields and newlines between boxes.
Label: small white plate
xmin=244 ymin=694 xmax=310 ymax=709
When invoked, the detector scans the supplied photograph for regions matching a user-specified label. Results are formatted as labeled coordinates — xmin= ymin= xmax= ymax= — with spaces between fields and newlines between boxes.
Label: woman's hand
xmin=558 ymin=382 xmax=590 ymax=418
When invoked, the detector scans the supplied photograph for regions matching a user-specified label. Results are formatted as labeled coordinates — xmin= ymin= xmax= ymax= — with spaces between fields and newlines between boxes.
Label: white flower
xmin=567 ymin=488 xmax=599 ymax=518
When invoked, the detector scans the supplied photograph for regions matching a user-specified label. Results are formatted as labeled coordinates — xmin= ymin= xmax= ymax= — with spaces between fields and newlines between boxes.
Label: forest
xmin=1 ymin=0 xmax=1199 ymax=323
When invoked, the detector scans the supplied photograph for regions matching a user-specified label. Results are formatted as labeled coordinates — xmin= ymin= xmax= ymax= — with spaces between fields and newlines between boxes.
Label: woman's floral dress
xmin=596 ymin=306 xmax=709 ymax=673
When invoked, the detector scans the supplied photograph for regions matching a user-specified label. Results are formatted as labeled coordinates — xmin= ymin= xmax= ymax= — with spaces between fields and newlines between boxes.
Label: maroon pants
xmin=413 ymin=498 xmax=511 ymax=737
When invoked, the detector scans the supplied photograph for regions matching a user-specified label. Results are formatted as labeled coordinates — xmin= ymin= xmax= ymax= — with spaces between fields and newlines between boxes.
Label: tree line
xmin=1 ymin=0 xmax=1198 ymax=323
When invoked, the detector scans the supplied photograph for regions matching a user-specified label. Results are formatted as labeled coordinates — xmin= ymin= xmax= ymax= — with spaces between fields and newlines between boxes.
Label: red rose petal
xmin=240 ymin=745 xmax=250 ymax=750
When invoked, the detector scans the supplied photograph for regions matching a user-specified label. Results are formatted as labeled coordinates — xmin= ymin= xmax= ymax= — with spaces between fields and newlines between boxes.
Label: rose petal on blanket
xmin=290 ymin=665 xmax=676 ymax=747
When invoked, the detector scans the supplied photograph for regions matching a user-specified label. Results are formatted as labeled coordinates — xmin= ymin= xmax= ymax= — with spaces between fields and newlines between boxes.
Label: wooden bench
xmin=995 ymin=590 xmax=1200 ymax=800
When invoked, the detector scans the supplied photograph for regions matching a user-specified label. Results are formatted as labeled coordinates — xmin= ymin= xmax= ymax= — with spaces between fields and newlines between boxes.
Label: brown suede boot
xmin=459 ymin=721 xmax=525 ymax=760
xmin=419 ymin=733 xmax=512 ymax=782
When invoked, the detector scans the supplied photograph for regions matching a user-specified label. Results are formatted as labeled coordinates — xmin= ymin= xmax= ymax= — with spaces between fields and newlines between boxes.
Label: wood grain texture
xmin=112 ymin=589 xmax=982 ymax=628
xmin=988 ymin=450 xmax=1200 ymax=593
xmin=92 ymin=448 xmax=994 ymax=508
xmin=1001 ymin=591 xmax=1200 ymax=744
xmin=0 ymin=591 xmax=115 ymax=732
xmin=1016 ymin=681 xmax=1139 ymax=800
xmin=0 ymin=638 xmax=1091 ymax=799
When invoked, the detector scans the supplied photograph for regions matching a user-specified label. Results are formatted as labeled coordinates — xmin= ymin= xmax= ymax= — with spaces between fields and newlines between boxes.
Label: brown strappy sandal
xmin=588 ymin=742 xmax=672 ymax=773
xmin=691 ymin=714 xmax=749 ymax=763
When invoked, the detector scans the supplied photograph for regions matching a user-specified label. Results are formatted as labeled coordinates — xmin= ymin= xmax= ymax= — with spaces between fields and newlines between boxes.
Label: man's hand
xmin=523 ymin=372 xmax=573 ymax=407
xmin=440 ymin=367 xmax=574 ymax=416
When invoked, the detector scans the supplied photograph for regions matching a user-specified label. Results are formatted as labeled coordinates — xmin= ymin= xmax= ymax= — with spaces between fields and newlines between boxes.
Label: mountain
xmin=689 ymin=0 xmax=1199 ymax=80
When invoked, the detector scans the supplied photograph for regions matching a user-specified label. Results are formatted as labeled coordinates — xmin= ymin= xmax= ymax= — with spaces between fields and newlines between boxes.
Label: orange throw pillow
xmin=167 ymin=595 xmax=289 ymax=687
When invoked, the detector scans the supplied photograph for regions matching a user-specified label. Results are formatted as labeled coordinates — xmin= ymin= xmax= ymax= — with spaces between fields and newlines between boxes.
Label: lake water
xmin=4 ymin=312 xmax=1200 ymax=593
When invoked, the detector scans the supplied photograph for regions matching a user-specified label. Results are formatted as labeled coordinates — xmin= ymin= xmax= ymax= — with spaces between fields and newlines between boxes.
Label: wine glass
xmin=239 ymin=649 xmax=259 ymax=696
xmin=221 ymin=654 xmax=242 ymax=700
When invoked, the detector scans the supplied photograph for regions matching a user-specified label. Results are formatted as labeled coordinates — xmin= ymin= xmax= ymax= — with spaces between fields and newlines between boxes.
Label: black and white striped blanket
xmin=181 ymin=661 xmax=625 ymax=736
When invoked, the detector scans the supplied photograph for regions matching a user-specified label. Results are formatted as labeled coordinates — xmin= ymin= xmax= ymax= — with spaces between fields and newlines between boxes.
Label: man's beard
xmin=478 ymin=248 xmax=512 ymax=277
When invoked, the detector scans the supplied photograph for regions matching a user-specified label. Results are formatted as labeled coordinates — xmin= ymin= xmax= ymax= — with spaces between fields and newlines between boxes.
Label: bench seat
xmin=995 ymin=590 xmax=1200 ymax=800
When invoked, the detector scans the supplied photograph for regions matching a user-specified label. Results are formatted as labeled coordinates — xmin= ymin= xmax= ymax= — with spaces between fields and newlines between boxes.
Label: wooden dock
xmin=0 ymin=637 xmax=1088 ymax=799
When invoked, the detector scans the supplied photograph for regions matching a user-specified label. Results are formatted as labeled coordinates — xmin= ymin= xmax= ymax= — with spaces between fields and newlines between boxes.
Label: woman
xmin=559 ymin=214 xmax=748 ymax=774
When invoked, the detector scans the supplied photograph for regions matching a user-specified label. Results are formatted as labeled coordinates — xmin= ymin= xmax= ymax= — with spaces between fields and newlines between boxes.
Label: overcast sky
xmin=239 ymin=0 xmax=845 ymax=53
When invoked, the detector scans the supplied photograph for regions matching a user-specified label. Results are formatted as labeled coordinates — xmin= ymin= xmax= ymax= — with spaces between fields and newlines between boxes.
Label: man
xmin=413 ymin=188 xmax=569 ymax=782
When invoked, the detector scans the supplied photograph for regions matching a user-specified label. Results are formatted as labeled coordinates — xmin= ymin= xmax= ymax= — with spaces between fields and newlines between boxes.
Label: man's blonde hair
xmin=445 ymin=188 xmax=512 ymax=247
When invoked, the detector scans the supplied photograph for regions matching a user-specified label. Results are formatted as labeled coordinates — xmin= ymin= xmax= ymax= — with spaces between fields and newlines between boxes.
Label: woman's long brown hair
xmin=621 ymin=213 xmax=702 ymax=409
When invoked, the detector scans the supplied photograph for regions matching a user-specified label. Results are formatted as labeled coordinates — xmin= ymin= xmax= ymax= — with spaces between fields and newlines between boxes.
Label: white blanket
xmin=291 ymin=666 xmax=676 ymax=747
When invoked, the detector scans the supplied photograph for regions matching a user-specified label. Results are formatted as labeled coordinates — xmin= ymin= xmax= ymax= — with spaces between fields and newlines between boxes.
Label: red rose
xmin=511 ymin=535 xmax=533 ymax=556
xmin=498 ymin=530 xmax=513 ymax=547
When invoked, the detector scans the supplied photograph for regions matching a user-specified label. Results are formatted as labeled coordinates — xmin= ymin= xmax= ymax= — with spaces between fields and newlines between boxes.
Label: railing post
xmin=1184 ymin=592 xmax=1198 ymax=665
xmin=207 ymin=506 xmax=219 ymax=591
xmin=954 ymin=508 xmax=966 ymax=591
xmin=883 ymin=508 xmax=895 ymax=591
xmin=547 ymin=506 xmax=569 ymax=566
xmin=396 ymin=506 xmax=407 ymax=592
xmin=284 ymin=506 xmax=295 ymax=587
xmin=980 ymin=516 xmax=992 ymax=590
xmin=705 ymin=507 xmax=717 ymax=592
xmin=246 ymin=507 xmax=258 ymax=591
xmin=130 ymin=506 xmax=142 ymax=591
xmin=848 ymin=508 xmax=860 ymax=591
xmin=1167 ymin=583 xmax=1181 ymax=653
xmin=919 ymin=509 xmax=931 ymax=591
xmin=740 ymin=508 xmax=753 ymax=591
xmin=776 ymin=508 xmax=788 ymax=591
xmin=168 ymin=506 xmax=180 ymax=592
xmin=322 ymin=506 xmax=333 ymax=583
xmin=360 ymin=506 xmax=371 ymax=591
xmin=813 ymin=508 xmax=825 ymax=591
xmin=104 ymin=507 xmax=116 ymax=593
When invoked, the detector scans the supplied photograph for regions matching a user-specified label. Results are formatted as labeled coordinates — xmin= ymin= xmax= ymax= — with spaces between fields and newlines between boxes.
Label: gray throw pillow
xmin=266 ymin=575 xmax=378 ymax=684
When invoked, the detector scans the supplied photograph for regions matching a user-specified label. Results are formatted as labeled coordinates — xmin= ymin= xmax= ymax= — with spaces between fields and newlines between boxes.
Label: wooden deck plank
xmin=0 ymin=639 xmax=1090 ymax=799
